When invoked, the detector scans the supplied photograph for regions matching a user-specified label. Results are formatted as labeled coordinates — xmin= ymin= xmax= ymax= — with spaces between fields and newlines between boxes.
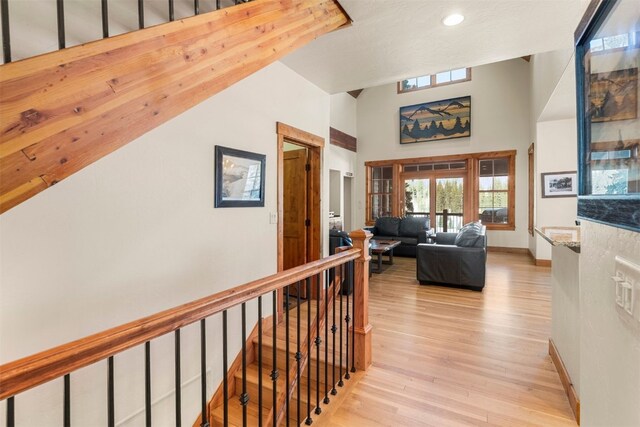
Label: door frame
xmin=399 ymin=169 xmax=472 ymax=225
xmin=276 ymin=122 xmax=324 ymax=319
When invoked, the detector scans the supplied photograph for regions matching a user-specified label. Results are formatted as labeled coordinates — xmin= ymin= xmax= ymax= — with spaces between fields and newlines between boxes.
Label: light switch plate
xmin=269 ymin=212 xmax=278 ymax=224
xmin=614 ymin=256 xmax=640 ymax=322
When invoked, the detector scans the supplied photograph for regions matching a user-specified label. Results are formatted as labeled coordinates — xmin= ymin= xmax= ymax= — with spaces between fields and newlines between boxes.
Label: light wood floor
xmin=316 ymin=252 xmax=576 ymax=427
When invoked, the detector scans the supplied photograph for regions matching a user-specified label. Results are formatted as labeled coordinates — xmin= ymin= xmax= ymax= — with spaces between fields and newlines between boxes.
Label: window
xmin=368 ymin=166 xmax=393 ymax=221
xmin=478 ymin=158 xmax=510 ymax=225
xmin=398 ymin=68 xmax=471 ymax=93
xmin=590 ymin=31 xmax=638 ymax=52
xmin=365 ymin=150 xmax=516 ymax=230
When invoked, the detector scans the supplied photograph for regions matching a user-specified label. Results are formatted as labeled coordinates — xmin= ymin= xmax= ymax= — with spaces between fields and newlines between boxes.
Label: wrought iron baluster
xmin=323 ymin=270 xmax=330 ymax=405
xmin=63 ymin=374 xmax=70 ymax=427
xmin=305 ymin=277 xmax=312 ymax=425
xmin=257 ymin=296 xmax=263 ymax=427
xmin=271 ymin=290 xmax=278 ymax=427
xmin=101 ymin=0 xmax=108 ymax=38
xmin=296 ymin=281 xmax=301 ymax=426
xmin=223 ymin=311 xmax=228 ymax=427
xmin=56 ymin=0 xmax=65 ymax=49
xmin=6 ymin=397 xmax=14 ymax=427
xmin=315 ymin=273 xmax=322 ymax=415
xmin=168 ymin=0 xmax=174 ymax=21
xmin=240 ymin=303 xmax=248 ymax=427
xmin=338 ymin=262 xmax=344 ymax=388
xmin=285 ymin=286 xmax=290 ymax=427
xmin=138 ymin=0 xmax=144 ymax=29
xmin=175 ymin=329 xmax=182 ymax=427
xmin=1 ymin=0 xmax=11 ymax=63
xmin=331 ymin=268 xmax=337 ymax=396
xmin=145 ymin=341 xmax=151 ymax=427
xmin=108 ymin=357 xmax=114 ymax=427
xmin=200 ymin=320 xmax=209 ymax=427
xmin=345 ymin=261 xmax=351 ymax=380
xmin=194 ymin=0 xmax=200 ymax=15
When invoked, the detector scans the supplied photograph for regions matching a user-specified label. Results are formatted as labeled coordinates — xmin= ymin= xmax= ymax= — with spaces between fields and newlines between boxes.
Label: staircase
xmin=210 ymin=286 xmax=350 ymax=426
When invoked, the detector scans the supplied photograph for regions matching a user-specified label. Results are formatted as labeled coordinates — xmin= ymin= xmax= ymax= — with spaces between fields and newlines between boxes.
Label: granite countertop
xmin=535 ymin=226 xmax=581 ymax=253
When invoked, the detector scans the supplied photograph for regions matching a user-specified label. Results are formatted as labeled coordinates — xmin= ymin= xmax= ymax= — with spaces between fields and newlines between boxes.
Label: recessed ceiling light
xmin=443 ymin=14 xmax=464 ymax=26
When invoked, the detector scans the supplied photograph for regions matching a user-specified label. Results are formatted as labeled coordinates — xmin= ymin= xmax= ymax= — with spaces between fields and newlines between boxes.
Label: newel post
xmin=349 ymin=229 xmax=373 ymax=371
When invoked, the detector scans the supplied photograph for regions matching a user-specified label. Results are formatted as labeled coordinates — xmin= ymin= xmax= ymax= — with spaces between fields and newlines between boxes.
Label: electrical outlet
xmin=613 ymin=256 xmax=640 ymax=322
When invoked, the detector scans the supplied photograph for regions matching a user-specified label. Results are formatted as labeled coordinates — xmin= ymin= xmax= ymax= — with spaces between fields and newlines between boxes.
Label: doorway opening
xmin=276 ymin=123 xmax=324 ymax=317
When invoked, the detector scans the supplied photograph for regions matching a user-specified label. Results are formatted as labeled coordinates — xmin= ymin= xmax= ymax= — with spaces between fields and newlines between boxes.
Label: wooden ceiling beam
xmin=0 ymin=0 xmax=350 ymax=214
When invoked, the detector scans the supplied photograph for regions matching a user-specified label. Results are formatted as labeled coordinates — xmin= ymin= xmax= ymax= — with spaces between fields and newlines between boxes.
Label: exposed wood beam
xmin=347 ymin=89 xmax=363 ymax=98
xmin=329 ymin=126 xmax=356 ymax=152
xmin=0 ymin=0 xmax=350 ymax=214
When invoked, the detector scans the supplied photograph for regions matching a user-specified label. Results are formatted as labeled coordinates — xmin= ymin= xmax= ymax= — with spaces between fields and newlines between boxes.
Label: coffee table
xmin=370 ymin=240 xmax=401 ymax=273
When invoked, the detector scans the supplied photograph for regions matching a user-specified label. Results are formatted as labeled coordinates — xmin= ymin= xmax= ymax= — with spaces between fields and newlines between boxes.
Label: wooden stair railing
xmin=0 ymin=0 xmax=351 ymax=214
xmin=0 ymin=229 xmax=372 ymax=426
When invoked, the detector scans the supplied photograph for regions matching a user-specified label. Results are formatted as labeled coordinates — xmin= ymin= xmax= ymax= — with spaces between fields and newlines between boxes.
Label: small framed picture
xmin=215 ymin=146 xmax=265 ymax=208
xmin=541 ymin=171 xmax=578 ymax=198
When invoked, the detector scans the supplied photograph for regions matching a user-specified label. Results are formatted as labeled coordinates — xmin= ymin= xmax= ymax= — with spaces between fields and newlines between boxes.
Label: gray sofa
xmin=364 ymin=216 xmax=431 ymax=257
xmin=416 ymin=223 xmax=487 ymax=291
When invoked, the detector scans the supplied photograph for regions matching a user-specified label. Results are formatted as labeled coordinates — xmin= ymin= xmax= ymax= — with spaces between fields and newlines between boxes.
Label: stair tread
xmin=234 ymin=362 xmax=284 ymax=388
xmin=212 ymin=396 xmax=270 ymax=427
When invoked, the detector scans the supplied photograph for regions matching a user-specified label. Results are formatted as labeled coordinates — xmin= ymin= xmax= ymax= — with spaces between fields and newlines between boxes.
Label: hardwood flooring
xmin=316 ymin=252 xmax=576 ymax=427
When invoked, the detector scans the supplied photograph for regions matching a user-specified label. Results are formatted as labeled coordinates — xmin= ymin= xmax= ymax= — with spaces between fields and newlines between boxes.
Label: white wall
xmin=355 ymin=58 xmax=531 ymax=248
xmin=0 ymin=61 xmax=330 ymax=426
xmin=551 ymin=246 xmax=581 ymax=395
xmin=579 ymin=221 xmax=640 ymax=427
xmin=327 ymin=93 xmax=358 ymax=234
xmin=529 ymin=49 xmax=575 ymax=255
xmin=535 ymin=119 xmax=578 ymax=260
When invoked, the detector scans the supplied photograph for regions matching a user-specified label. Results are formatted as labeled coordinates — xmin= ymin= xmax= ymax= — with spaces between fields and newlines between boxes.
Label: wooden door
xmin=283 ymin=148 xmax=308 ymax=271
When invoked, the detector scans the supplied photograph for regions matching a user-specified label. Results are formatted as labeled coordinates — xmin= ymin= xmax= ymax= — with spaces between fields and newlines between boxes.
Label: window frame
xmin=473 ymin=153 xmax=516 ymax=230
xmin=365 ymin=150 xmax=516 ymax=231
xmin=397 ymin=68 xmax=472 ymax=94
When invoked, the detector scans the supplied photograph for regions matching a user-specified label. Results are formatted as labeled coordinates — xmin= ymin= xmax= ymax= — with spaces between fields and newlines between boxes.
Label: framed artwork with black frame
xmin=575 ymin=0 xmax=640 ymax=232
xmin=214 ymin=145 xmax=266 ymax=208
xmin=541 ymin=171 xmax=578 ymax=198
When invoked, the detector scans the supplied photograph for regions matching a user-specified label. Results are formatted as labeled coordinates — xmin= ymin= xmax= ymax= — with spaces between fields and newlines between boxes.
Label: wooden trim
xmin=0 ymin=0 xmax=347 ymax=214
xmin=0 ymin=249 xmax=360 ymax=400
xmin=276 ymin=122 xmax=324 ymax=308
xmin=350 ymin=229 xmax=372 ymax=371
xmin=487 ymin=246 xmax=530 ymax=254
xmin=366 ymin=150 xmax=516 ymax=230
xmin=276 ymin=122 xmax=324 ymax=148
xmin=329 ymin=127 xmax=357 ymax=152
xmin=549 ymin=339 xmax=580 ymax=424
xmin=365 ymin=150 xmax=517 ymax=167
xmin=536 ymin=259 xmax=552 ymax=267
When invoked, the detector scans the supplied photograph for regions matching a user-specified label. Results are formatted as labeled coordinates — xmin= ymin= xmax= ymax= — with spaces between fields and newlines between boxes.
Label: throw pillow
xmin=455 ymin=224 xmax=482 ymax=247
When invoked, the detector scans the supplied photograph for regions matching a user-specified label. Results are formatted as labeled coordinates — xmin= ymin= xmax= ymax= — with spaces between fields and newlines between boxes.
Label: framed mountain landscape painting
xmin=400 ymin=96 xmax=471 ymax=144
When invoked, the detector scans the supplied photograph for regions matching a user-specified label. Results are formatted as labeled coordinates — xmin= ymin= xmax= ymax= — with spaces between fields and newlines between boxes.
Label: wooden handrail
xmin=0 ymin=248 xmax=360 ymax=400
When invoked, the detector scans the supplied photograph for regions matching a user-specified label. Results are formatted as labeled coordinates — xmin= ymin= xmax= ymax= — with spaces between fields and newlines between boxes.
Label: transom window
xmin=398 ymin=68 xmax=471 ymax=94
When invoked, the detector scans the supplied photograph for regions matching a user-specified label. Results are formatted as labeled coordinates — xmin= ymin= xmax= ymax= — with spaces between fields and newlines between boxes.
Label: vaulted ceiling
xmin=281 ymin=0 xmax=591 ymax=94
